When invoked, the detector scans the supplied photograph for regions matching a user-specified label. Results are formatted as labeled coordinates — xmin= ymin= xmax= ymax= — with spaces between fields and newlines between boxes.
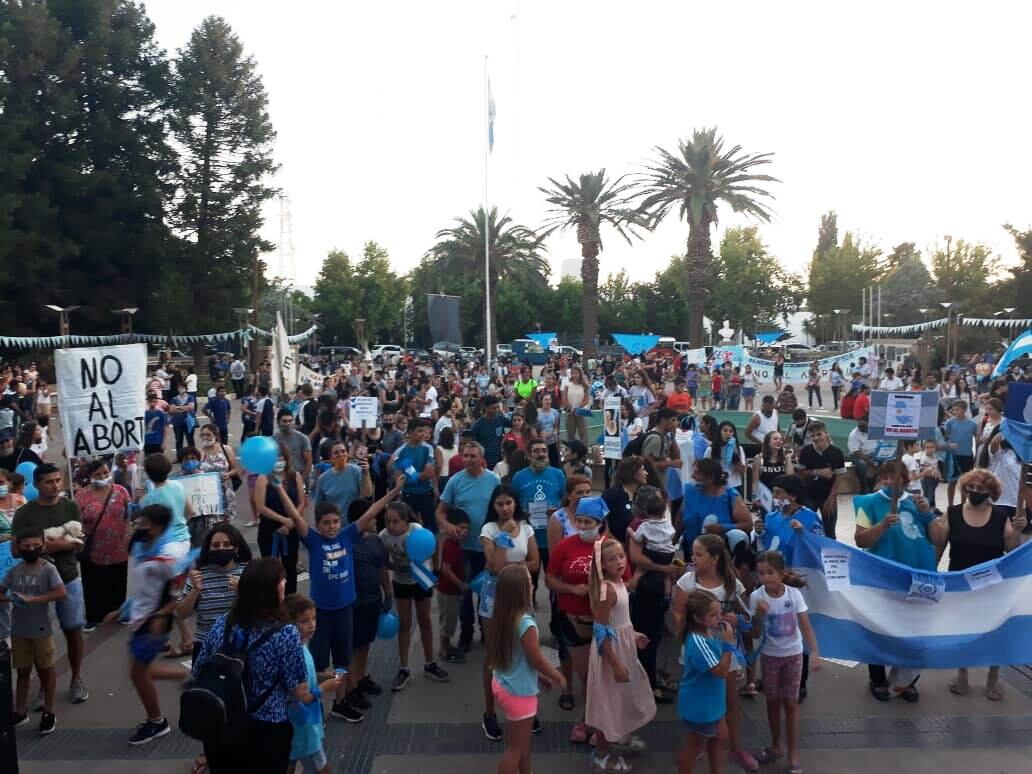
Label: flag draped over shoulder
xmin=788 ymin=532 xmax=1032 ymax=669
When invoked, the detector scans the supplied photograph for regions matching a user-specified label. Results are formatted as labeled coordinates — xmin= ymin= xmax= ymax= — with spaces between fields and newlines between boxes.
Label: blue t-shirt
xmin=169 ymin=393 xmax=196 ymax=427
xmin=535 ymin=409 xmax=560 ymax=444
xmin=945 ymin=416 xmax=977 ymax=457
xmin=493 ymin=614 xmax=539 ymax=696
xmin=391 ymin=442 xmax=434 ymax=495
xmin=144 ymin=409 xmax=167 ymax=446
xmin=141 ymin=480 xmax=190 ymax=544
xmin=511 ymin=466 xmax=566 ymax=547
xmin=289 ymin=645 xmax=324 ymax=760
xmin=302 ymin=523 xmax=360 ymax=610
xmin=441 ymin=469 xmax=501 ymax=551
xmin=680 ymin=483 xmax=739 ymax=549
xmin=759 ymin=506 xmax=825 ymax=566
xmin=207 ymin=396 xmax=231 ymax=428
xmin=314 ymin=465 xmax=362 ymax=518
xmin=679 ymin=633 xmax=727 ymax=724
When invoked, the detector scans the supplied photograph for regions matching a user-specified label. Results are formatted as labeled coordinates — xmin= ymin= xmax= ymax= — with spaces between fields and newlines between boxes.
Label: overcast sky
xmin=147 ymin=0 xmax=1030 ymax=297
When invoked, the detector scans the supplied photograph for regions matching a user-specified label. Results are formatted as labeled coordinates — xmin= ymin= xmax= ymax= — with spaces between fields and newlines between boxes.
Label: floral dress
xmin=199 ymin=447 xmax=237 ymax=524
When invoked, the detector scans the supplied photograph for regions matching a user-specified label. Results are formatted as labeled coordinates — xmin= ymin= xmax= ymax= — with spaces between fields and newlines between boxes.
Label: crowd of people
xmin=0 ymin=343 xmax=1029 ymax=773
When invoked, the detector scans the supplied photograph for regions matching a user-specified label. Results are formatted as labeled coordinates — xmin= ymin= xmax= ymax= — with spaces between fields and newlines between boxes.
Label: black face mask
xmin=210 ymin=548 xmax=237 ymax=567
xmin=19 ymin=548 xmax=43 ymax=562
xmin=967 ymin=491 xmax=990 ymax=506
xmin=130 ymin=528 xmax=154 ymax=546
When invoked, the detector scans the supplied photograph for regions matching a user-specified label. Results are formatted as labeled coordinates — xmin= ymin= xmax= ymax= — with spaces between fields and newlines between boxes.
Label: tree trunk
xmin=686 ymin=216 xmax=713 ymax=346
xmin=581 ymin=240 xmax=601 ymax=358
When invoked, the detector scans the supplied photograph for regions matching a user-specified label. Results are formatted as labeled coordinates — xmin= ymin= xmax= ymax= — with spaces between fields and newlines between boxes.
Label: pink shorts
xmin=491 ymin=676 xmax=537 ymax=721
xmin=761 ymin=653 xmax=803 ymax=701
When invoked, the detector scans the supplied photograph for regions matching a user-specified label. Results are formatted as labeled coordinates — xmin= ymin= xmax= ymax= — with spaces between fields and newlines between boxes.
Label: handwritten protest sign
xmin=178 ymin=473 xmax=225 ymax=516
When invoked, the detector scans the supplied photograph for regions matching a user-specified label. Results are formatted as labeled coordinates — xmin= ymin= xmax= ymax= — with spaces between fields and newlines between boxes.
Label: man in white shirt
xmin=858 ymin=356 xmax=874 ymax=387
xmin=878 ymin=368 xmax=904 ymax=391
xmin=846 ymin=417 xmax=880 ymax=494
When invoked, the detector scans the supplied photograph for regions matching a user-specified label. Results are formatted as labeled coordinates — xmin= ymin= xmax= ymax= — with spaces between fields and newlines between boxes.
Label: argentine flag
xmin=992 ymin=327 xmax=1032 ymax=377
xmin=790 ymin=532 xmax=1032 ymax=669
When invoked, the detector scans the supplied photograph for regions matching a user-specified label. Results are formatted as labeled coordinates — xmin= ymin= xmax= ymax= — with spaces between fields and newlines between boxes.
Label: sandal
xmin=591 ymin=753 xmax=632 ymax=772
xmin=948 ymin=680 xmax=969 ymax=696
xmin=612 ymin=734 xmax=647 ymax=753
xmin=786 ymin=765 xmax=804 ymax=774
xmin=558 ymin=692 xmax=575 ymax=711
xmin=164 ymin=644 xmax=193 ymax=659
xmin=570 ymin=721 xmax=589 ymax=744
xmin=754 ymin=747 xmax=784 ymax=765
xmin=985 ymin=684 xmax=1004 ymax=701
xmin=869 ymin=682 xmax=890 ymax=702
xmin=738 ymin=682 xmax=758 ymax=698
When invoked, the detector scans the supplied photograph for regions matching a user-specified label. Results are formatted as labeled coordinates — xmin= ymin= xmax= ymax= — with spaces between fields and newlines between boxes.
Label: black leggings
xmin=204 ymin=718 xmax=293 ymax=774
xmin=630 ymin=585 xmax=666 ymax=690
xmin=257 ymin=523 xmax=300 ymax=595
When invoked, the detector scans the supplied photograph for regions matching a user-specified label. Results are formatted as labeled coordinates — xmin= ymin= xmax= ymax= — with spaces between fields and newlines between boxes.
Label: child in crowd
xmin=284 ymin=593 xmax=345 ymax=774
xmin=629 ymin=489 xmax=677 ymax=598
xmin=750 ymin=550 xmax=821 ymax=774
xmin=379 ymin=500 xmax=449 ymax=690
xmin=678 ymin=589 xmax=736 ymax=774
xmin=944 ymin=400 xmax=977 ymax=506
xmin=345 ymin=497 xmax=393 ymax=703
xmin=914 ymin=438 xmax=942 ymax=509
xmin=176 ymin=523 xmax=251 ymax=653
xmin=901 ymin=439 xmax=923 ymax=496
xmin=586 ymin=538 xmax=656 ymax=771
xmin=1 ymin=527 xmax=66 ymax=736
xmin=437 ymin=506 xmax=470 ymax=664
xmin=488 ymin=564 xmax=566 ymax=774
xmin=287 ymin=477 xmax=403 ymax=724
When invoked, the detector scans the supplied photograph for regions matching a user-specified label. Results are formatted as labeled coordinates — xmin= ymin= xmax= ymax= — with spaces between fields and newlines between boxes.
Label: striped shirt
xmin=179 ymin=564 xmax=246 ymax=640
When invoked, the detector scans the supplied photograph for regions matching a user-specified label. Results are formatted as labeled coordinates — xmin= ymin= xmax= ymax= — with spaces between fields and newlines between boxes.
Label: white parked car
xmin=370 ymin=344 xmax=403 ymax=363
xmin=555 ymin=345 xmax=582 ymax=357
xmin=496 ymin=343 xmax=513 ymax=356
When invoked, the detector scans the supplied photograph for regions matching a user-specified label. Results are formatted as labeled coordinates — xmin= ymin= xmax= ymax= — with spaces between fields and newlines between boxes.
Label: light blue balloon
xmin=405 ymin=527 xmax=436 ymax=563
xmin=377 ymin=611 xmax=400 ymax=640
xmin=24 ymin=482 xmax=38 ymax=501
xmin=240 ymin=436 xmax=279 ymax=475
xmin=15 ymin=461 xmax=37 ymax=481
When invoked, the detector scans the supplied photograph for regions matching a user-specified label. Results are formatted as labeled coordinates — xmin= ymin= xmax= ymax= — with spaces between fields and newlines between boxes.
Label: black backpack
xmin=623 ymin=429 xmax=663 ymax=459
xmin=179 ymin=622 xmax=283 ymax=744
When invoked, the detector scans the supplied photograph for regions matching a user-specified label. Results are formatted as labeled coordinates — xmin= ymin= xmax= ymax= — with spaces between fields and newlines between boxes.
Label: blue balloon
xmin=23 ymin=482 xmax=38 ymax=502
xmin=405 ymin=527 xmax=436 ymax=563
xmin=240 ymin=436 xmax=279 ymax=475
xmin=15 ymin=461 xmax=37 ymax=481
xmin=377 ymin=611 xmax=400 ymax=640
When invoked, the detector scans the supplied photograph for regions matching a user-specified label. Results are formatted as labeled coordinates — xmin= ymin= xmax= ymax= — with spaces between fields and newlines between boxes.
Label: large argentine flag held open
xmin=791 ymin=532 xmax=1032 ymax=669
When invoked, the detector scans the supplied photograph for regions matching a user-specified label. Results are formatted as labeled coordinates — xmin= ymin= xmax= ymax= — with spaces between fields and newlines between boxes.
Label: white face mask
xmin=578 ymin=525 xmax=600 ymax=542
xmin=773 ymin=498 xmax=788 ymax=510
xmin=200 ymin=437 xmax=216 ymax=447
xmin=91 ymin=477 xmax=112 ymax=488
xmin=273 ymin=460 xmax=286 ymax=473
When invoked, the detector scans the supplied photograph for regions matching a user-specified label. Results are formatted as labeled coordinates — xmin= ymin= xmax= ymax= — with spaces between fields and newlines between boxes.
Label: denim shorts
xmin=55 ymin=577 xmax=86 ymax=631
xmin=682 ymin=719 xmax=719 ymax=737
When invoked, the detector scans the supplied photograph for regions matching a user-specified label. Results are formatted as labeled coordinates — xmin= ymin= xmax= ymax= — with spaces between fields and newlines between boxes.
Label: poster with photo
xmin=603 ymin=396 xmax=623 ymax=460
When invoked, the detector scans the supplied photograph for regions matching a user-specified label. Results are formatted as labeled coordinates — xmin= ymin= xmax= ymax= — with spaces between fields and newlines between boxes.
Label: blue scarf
xmin=722 ymin=437 xmax=738 ymax=470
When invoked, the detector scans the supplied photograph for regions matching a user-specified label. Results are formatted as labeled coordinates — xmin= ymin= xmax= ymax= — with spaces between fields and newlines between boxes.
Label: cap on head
xmin=575 ymin=496 xmax=609 ymax=522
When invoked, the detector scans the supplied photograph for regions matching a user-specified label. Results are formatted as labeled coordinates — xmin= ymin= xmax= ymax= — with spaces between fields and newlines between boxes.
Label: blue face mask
xmin=0 ymin=485 xmax=8 ymax=498
xmin=183 ymin=460 xmax=200 ymax=474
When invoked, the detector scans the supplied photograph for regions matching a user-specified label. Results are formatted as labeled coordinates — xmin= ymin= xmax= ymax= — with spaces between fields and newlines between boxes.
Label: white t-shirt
xmin=676 ymin=571 xmax=746 ymax=612
xmin=879 ymin=377 xmax=904 ymax=391
xmin=750 ymin=410 xmax=779 ymax=444
xmin=902 ymin=453 xmax=921 ymax=494
xmin=632 ymin=517 xmax=676 ymax=556
xmin=480 ymin=521 xmax=535 ymax=563
xmin=989 ymin=446 xmax=1021 ymax=508
xmin=749 ymin=584 xmax=807 ymax=657
xmin=703 ymin=444 xmax=747 ymax=489
xmin=186 ymin=373 xmax=198 ymax=392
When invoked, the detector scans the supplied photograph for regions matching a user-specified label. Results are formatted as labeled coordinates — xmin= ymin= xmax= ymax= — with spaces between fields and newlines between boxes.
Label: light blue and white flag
xmin=788 ymin=532 xmax=1032 ymax=669
xmin=993 ymin=328 xmax=1032 ymax=377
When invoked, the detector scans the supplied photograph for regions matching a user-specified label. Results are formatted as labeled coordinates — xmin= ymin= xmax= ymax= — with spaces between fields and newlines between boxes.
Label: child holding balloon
xmin=380 ymin=501 xmax=450 ymax=691
xmin=287 ymin=473 xmax=404 ymax=724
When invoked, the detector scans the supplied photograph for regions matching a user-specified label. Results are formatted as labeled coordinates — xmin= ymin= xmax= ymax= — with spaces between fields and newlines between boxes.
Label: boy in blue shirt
xmin=944 ymin=400 xmax=977 ymax=507
xmin=758 ymin=474 xmax=825 ymax=566
xmin=288 ymin=476 xmax=403 ymax=724
xmin=389 ymin=419 xmax=437 ymax=532
xmin=143 ymin=393 xmax=167 ymax=455
xmin=204 ymin=385 xmax=232 ymax=444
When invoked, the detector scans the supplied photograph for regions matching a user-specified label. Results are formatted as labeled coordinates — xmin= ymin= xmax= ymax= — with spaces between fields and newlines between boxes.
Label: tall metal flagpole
xmin=484 ymin=55 xmax=492 ymax=366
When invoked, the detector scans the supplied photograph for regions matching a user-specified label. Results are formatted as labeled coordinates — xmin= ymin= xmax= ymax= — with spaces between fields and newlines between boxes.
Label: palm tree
xmin=638 ymin=128 xmax=778 ymax=346
xmin=428 ymin=207 xmax=548 ymax=352
xmin=539 ymin=170 xmax=645 ymax=357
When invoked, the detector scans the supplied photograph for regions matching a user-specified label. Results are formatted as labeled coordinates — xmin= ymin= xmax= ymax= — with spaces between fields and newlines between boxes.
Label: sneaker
xmin=13 ymin=712 xmax=30 ymax=728
xmin=423 ymin=662 xmax=449 ymax=682
xmin=39 ymin=712 xmax=56 ymax=736
xmin=128 ymin=718 xmax=171 ymax=746
xmin=330 ymin=699 xmax=365 ymax=723
xmin=82 ymin=622 xmax=98 ymax=634
xmin=729 ymin=749 xmax=760 ymax=772
xmin=244 ymin=519 xmax=259 ymax=527
xmin=443 ymin=648 xmax=466 ymax=664
xmin=358 ymin=675 xmax=382 ymax=696
xmin=391 ymin=668 xmax=412 ymax=692
xmin=349 ymin=691 xmax=372 ymax=710
xmin=482 ymin=712 xmax=502 ymax=741
xmin=70 ymin=677 xmax=89 ymax=704
xmin=532 ymin=716 xmax=542 ymax=735
xmin=458 ymin=637 xmax=472 ymax=653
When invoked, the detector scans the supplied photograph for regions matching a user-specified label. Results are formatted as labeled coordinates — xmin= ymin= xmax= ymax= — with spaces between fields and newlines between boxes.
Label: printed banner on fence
xmin=349 ymin=396 xmax=379 ymax=428
xmin=867 ymin=390 xmax=938 ymax=441
xmin=603 ymin=397 xmax=623 ymax=460
xmin=791 ymin=532 xmax=1032 ymax=668
xmin=55 ymin=344 xmax=147 ymax=457
xmin=177 ymin=472 xmax=225 ymax=516
xmin=297 ymin=364 xmax=324 ymax=390
xmin=735 ymin=346 xmax=875 ymax=383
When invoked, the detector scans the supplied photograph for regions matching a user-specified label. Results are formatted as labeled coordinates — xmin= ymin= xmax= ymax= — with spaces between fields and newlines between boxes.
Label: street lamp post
xmin=940 ymin=302 xmax=954 ymax=366
xmin=233 ymin=306 xmax=255 ymax=369
xmin=44 ymin=305 xmax=81 ymax=348
xmin=111 ymin=308 xmax=139 ymax=340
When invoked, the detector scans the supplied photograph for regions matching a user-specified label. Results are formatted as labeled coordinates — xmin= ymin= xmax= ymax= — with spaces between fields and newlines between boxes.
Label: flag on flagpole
xmin=487 ymin=78 xmax=496 ymax=152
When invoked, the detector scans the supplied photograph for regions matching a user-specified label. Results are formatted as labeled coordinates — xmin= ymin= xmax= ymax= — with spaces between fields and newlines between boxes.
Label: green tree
xmin=929 ymin=239 xmax=998 ymax=313
xmin=425 ymin=207 xmax=549 ymax=352
xmin=0 ymin=0 xmax=174 ymax=335
xmin=354 ymin=241 xmax=409 ymax=343
xmin=311 ymin=249 xmax=360 ymax=345
xmin=539 ymin=170 xmax=644 ymax=356
xmin=1002 ymin=224 xmax=1032 ymax=317
xmin=638 ymin=127 xmax=778 ymax=346
xmin=708 ymin=227 xmax=804 ymax=335
xmin=598 ymin=270 xmax=649 ymax=335
xmin=540 ymin=277 xmax=585 ymax=343
xmin=807 ymin=231 xmax=881 ymax=320
xmin=877 ymin=243 xmax=941 ymax=326
xmin=164 ymin=15 xmax=277 ymax=356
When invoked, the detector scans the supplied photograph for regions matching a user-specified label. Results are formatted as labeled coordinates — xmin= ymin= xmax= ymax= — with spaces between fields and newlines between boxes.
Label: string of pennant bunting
xmin=852 ymin=316 xmax=1032 ymax=336
xmin=0 ymin=324 xmax=317 ymax=352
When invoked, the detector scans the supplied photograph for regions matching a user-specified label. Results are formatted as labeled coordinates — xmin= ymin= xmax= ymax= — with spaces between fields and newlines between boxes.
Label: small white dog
xmin=43 ymin=521 xmax=85 ymax=547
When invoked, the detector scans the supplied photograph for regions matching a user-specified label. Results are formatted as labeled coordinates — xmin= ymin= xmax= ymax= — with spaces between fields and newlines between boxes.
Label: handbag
xmin=221 ymin=443 xmax=243 ymax=491
xmin=77 ymin=488 xmax=114 ymax=563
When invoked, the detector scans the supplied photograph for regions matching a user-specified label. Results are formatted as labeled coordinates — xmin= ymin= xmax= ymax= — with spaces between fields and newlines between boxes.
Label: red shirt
xmin=712 ymin=374 xmax=723 ymax=393
xmin=666 ymin=391 xmax=693 ymax=413
xmin=547 ymin=534 xmax=631 ymax=617
xmin=437 ymin=538 xmax=466 ymax=595
xmin=448 ymin=454 xmax=465 ymax=476
xmin=840 ymin=393 xmax=856 ymax=419
xmin=853 ymin=393 xmax=870 ymax=420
